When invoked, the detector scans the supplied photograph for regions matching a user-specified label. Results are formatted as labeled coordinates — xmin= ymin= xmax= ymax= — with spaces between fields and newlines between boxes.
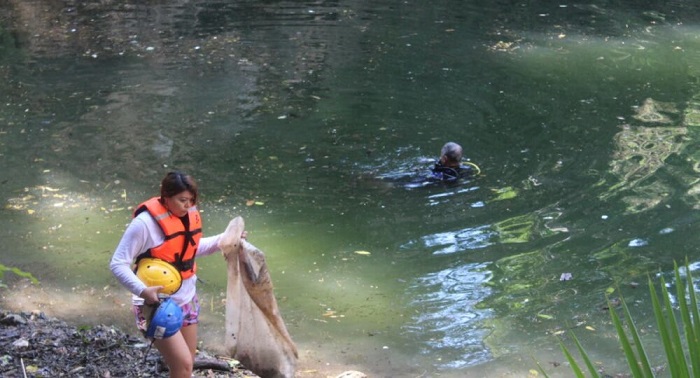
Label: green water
xmin=3 ymin=1 xmax=700 ymax=376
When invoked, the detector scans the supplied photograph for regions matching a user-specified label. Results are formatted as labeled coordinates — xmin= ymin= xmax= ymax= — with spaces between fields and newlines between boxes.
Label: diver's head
xmin=440 ymin=142 xmax=463 ymax=168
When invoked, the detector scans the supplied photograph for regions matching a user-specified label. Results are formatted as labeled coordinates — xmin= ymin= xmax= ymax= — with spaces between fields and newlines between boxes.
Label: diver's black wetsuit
xmin=429 ymin=161 xmax=475 ymax=182
xmin=379 ymin=160 xmax=477 ymax=189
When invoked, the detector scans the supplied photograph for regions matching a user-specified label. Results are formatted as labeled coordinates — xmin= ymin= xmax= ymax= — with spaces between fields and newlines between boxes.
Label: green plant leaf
xmin=549 ymin=260 xmax=700 ymax=378
xmin=0 ymin=264 xmax=39 ymax=285
xmin=532 ymin=356 xmax=551 ymax=378
xmin=571 ymin=331 xmax=601 ymax=378
xmin=661 ymin=274 xmax=690 ymax=377
xmin=684 ymin=259 xmax=700 ymax=374
xmin=609 ymin=297 xmax=646 ymax=378
xmin=675 ymin=261 xmax=699 ymax=375
xmin=650 ymin=275 xmax=678 ymax=377
xmin=618 ymin=292 xmax=654 ymax=377
xmin=559 ymin=340 xmax=587 ymax=378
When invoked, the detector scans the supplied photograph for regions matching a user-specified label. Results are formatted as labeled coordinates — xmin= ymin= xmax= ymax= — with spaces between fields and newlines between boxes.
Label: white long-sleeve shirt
xmin=109 ymin=209 xmax=222 ymax=306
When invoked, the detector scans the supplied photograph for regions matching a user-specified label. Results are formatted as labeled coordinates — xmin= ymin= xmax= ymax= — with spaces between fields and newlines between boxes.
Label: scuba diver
xmin=376 ymin=141 xmax=481 ymax=189
xmin=429 ymin=141 xmax=479 ymax=182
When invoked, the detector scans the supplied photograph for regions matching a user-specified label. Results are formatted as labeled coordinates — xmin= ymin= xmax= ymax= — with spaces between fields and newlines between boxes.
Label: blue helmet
xmin=146 ymin=298 xmax=183 ymax=339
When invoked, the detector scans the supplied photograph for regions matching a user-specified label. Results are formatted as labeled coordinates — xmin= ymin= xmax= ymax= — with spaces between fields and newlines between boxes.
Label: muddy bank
xmin=0 ymin=309 xmax=259 ymax=378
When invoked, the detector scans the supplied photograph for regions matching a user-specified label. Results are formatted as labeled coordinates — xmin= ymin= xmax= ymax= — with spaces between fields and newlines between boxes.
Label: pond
xmin=3 ymin=1 xmax=700 ymax=377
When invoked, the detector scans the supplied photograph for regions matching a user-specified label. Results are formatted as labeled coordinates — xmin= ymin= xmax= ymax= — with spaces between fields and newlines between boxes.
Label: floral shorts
xmin=133 ymin=295 xmax=201 ymax=336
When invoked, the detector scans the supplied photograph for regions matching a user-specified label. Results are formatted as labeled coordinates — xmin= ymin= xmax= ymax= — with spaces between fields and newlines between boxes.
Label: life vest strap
xmin=163 ymin=228 xmax=202 ymax=244
xmin=176 ymin=257 xmax=195 ymax=272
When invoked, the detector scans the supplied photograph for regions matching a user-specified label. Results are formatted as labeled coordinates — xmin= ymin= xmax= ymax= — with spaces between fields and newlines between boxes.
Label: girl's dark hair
xmin=160 ymin=171 xmax=198 ymax=204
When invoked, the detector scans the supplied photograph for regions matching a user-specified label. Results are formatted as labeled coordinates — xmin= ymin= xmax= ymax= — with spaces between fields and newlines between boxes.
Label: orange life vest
xmin=134 ymin=197 xmax=202 ymax=279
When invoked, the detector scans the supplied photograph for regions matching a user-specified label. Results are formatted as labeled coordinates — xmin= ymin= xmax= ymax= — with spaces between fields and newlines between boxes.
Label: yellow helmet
xmin=135 ymin=258 xmax=182 ymax=295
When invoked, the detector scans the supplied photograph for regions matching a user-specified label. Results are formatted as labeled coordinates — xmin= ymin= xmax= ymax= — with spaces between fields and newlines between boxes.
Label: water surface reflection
xmin=4 ymin=1 xmax=700 ymax=377
xmin=406 ymin=262 xmax=493 ymax=369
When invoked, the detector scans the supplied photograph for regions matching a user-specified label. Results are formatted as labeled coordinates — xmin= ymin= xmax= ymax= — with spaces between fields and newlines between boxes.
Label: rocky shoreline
xmin=0 ymin=309 xmax=259 ymax=378
xmin=0 ymin=279 xmax=371 ymax=378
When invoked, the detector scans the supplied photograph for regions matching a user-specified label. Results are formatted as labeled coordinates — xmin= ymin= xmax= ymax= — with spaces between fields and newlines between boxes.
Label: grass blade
xmin=550 ymin=260 xmax=700 ymax=378
xmin=649 ymin=275 xmax=677 ymax=376
xmin=687 ymin=259 xmax=700 ymax=351
xmin=660 ymin=274 xmax=690 ymax=376
xmin=678 ymin=261 xmax=700 ymax=375
xmin=532 ymin=356 xmax=551 ymax=378
xmin=559 ymin=340 xmax=587 ymax=378
xmin=618 ymin=293 xmax=654 ymax=377
xmin=570 ymin=331 xmax=601 ymax=378
xmin=609 ymin=298 xmax=646 ymax=377
xmin=651 ymin=275 xmax=688 ymax=377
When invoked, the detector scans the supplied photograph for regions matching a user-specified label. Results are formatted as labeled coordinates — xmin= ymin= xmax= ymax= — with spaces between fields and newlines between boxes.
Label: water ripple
xmin=405 ymin=262 xmax=494 ymax=369
xmin=410 ymin=224 xmax=495 ymax=255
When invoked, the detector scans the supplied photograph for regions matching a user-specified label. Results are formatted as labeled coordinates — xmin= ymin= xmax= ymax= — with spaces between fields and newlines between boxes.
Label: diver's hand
xmin=140 ymin=285 xmax=164 ymax=305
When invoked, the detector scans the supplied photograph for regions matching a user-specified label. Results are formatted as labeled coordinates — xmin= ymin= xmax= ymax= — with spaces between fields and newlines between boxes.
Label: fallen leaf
xmin=491 ymin=186 xmax=518 ymax=201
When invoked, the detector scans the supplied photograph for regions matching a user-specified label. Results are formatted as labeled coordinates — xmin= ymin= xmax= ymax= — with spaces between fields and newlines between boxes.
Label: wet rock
xmin=0 ymin=313 xmax=26 ymax=325
xmin=11 ymin=338 xmax=28 ymax=349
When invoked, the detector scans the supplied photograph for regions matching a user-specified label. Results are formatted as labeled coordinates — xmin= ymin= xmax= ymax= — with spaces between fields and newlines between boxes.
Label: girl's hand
xmin=140 ymin=285 xmax=164 ymax=305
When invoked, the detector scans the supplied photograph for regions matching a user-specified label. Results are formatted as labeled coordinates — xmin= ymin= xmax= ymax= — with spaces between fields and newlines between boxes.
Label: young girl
xmin=110 ymin=171 xmax=244 ymax=378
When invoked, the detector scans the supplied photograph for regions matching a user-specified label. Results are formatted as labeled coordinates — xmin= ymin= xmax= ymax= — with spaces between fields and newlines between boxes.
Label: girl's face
xmin=164 ymin=190 xmax=195 ymax=217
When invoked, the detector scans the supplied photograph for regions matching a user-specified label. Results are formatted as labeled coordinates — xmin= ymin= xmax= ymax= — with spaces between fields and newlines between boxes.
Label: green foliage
xmin=547 ymin=260 xmax=700 ymax=377
xmin=0 ymin=263 xmax=39 ymax=286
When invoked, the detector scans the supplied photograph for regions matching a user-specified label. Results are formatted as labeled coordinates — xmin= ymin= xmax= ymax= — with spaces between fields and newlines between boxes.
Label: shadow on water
xmin=5 ymin=1 xmax=700 ymax=377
